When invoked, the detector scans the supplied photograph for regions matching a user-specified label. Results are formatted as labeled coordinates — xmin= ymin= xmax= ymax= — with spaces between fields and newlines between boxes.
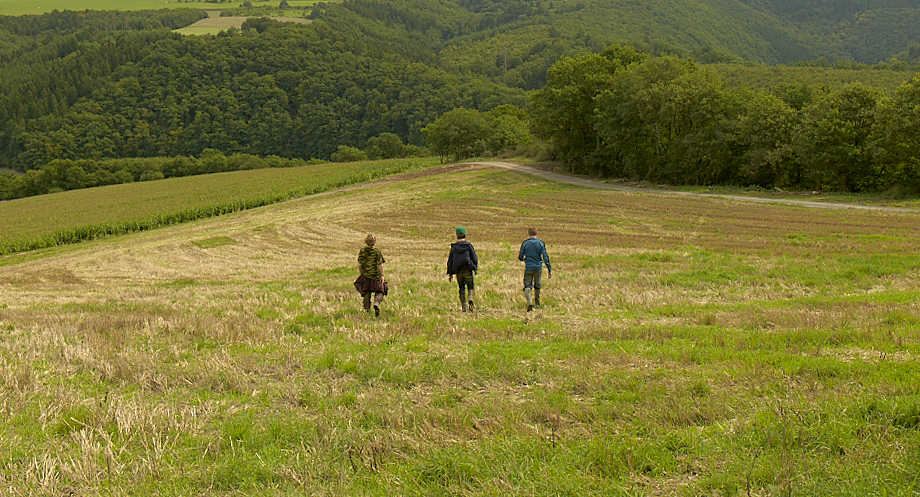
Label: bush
xmin=330 ymin=145 xmax=368 ymax=162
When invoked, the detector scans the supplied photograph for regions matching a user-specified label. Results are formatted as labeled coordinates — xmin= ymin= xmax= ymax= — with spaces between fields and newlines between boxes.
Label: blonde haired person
xmin=354 ymin=233 xmax=387 ymax=317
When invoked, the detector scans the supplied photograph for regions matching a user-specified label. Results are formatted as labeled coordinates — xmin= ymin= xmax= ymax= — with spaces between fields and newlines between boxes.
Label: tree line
xmin=530 ymin=45 xmax=920 ymax=193
xmin=0 ymin=151 xmax=307 ymax=200
xmin=4 ymin=1 xmax=920 ymax=197
xmin=0 ymin=129 xmax=435 ymax=201
xmin=0 ymin=16 xmax=526 ymax=171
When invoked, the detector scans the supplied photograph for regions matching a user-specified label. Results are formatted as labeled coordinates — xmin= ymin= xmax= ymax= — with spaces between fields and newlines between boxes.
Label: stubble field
xmin=1 ymin=163 xmax=919 ymax=496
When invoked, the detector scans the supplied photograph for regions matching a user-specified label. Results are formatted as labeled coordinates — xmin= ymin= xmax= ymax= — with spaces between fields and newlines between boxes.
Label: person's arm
xmin=447 ymin=248 xmax=454 ymax=280
xmin=543 ymin=243 xmax=551 ymax=276
xmin=518 ymin=242 xmax=526 ymax=262
xmin=470 ymin=244 xmax=479 ymax=273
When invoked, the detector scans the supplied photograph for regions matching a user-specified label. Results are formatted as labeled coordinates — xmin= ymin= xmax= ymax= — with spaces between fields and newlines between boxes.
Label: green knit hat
xmin=456 ymin=226 xmax=466 ymax=236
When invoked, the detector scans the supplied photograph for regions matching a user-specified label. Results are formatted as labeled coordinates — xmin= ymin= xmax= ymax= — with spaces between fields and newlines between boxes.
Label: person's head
xmin=365 ymin=233 xmax=376 ymax=247
xmin=528 ymin=227 xmax=537 ymax=237
xmin=456 ymin=226 xmax=466 ymax=239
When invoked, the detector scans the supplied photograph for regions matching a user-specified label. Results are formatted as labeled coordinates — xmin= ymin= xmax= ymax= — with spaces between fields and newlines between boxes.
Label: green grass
xmin=0 ymin=157 xmax=437 ymax=257
xmin=0 ymin=0 xmax=326 ymax=16
xmin=172 ymin=26 xmax=226 ymax=35
xmin=1 ymin=164 xmax=920 ymax=495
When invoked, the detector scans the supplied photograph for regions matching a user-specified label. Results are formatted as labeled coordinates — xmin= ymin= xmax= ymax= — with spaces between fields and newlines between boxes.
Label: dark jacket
xmin=447 ymin=240 xmax=478 ymax=274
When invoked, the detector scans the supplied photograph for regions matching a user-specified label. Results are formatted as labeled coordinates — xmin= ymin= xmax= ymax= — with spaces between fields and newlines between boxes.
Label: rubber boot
xmin=459 ymin=293 xmax=468 ymax=312
xmin=534 ymin=288 xmax=541 ymax=308
xmin=374 ymin=292 xmax=384 ymax=317
xmin=467 ymin=289 xmax=475 ymax=313
xmin=524 ymin=288 xmax=533 ymax=312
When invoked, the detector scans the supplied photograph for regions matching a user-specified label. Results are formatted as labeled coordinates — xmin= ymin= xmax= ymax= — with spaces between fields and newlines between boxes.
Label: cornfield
xmin=0 ymin=158 xmax=435 ymax=256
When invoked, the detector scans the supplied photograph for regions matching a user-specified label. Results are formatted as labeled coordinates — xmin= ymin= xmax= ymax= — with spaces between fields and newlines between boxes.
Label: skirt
xmin=354 ymin=275 xmax=388 ymax=295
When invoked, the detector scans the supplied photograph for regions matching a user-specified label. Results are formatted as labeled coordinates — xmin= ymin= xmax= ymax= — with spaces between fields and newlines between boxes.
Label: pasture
xmin=0 ymin=0 xmax=323 ymax=17
xmin=1 ymin=163 xmax=919 ymax=495
xmin=173 ymin=14 xmax=311 ymax=35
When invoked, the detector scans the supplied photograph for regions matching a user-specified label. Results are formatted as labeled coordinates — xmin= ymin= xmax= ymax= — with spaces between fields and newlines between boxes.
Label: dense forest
xmin=2 ymin=0 xmax=920 ymax=193
xmin=531 ymin=46 xmax=920 ymax=192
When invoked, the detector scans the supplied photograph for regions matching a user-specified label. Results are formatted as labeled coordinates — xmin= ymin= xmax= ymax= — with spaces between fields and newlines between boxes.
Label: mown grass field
xmin=1 ymin=162 xmax=920 ymax=495
xmin=0 ymin=158 xmax=435 ymax=256
xmin=173 ymin=15 xmax=310 ymax=35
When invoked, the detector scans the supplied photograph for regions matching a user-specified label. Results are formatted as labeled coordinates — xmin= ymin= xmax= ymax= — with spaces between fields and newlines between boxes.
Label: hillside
xmin=2 ymin=164 xmax=920 ymax=494
xmin=2 ymin=0 xmax=920 ymax=170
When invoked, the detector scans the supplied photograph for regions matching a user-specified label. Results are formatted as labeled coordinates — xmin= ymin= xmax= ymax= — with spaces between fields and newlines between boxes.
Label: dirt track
xmin=474 ymin=161 xmax=920 ymax=214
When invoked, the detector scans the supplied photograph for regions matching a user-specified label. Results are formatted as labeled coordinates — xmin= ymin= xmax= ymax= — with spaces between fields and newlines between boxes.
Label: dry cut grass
xmin=1 ymin=164 xmax=919 ymax=496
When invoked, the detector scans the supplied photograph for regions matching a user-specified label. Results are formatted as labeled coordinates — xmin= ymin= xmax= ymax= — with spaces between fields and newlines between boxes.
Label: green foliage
xmin=535 ymin=46 xmax=920 ymax=193
xmin=595 ymin=55 xmax=743 ymax=183
xmin=0 ymin=154 xmax=312 ymax=201
xmin=485 ymin=105 xmax=532 ymax=155
xmin=422 ymin=108 xmax=490 ymax=162
xmin=365 ymin=133 xmax=404 ymax=160
xmin=420 ymin=104 xmax=531 ymax=161
xmin=796 ymin=83 xmax=883 ymax=192
xmin=4 ymin=0 xmax=920 ymax=192
xmin=4 ymin=0 xmax=920 ymax=175
xmin=531 ymin=46 xmax=647 ymax=172
xmin=330 ymin=145 xmax=369 ymax=162
xmin=0 ymin=7 xmax=525 ymax=170
xmin=0 ymin=158 xmax=436 ymax=256
xmin=872 ymin=74 xmax=920 ymax=193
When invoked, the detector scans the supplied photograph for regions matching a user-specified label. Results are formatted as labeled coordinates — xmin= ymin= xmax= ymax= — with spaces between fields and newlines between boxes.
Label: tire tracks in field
xmin=473 ymin=161 xmax=920 ymax=214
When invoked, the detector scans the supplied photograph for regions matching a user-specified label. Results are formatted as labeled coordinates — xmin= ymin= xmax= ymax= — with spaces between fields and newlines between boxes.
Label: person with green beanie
xmin=447 ymin=226 xmax=479 ymax=312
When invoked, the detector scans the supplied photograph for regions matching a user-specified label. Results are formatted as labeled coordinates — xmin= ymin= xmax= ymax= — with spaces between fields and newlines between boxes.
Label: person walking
xmin=447 ymin=226 xmax=479 ymax=312
xmin=354 ymin=233 xmax=386 ymax=317
xmin=518 ymin=227 xmax=551 ymax=312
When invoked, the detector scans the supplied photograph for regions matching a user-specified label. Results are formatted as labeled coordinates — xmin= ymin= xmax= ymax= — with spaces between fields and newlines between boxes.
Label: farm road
xmin=476 ymin=161 xmax=920 ymax=214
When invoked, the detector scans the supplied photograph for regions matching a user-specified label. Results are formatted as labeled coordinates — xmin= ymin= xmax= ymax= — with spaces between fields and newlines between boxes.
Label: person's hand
xmin=448 ymin=274 xmax=453 ymax=282
xmin=548 ymin=271 xmax=552 ymax=279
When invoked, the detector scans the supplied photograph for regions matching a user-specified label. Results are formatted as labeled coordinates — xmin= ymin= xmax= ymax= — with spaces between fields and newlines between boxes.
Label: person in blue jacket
xmin=518 ymin=227 xmax=551 ymax=312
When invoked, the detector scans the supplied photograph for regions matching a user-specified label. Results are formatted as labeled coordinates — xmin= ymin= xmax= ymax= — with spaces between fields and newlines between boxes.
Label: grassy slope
xmin=1 ymin=164 xmax=920 ymax=495
xmin=0 ymin=0 xmax=323 ymax=16
xmin=0 ymin=158 xmax=436 ymax=255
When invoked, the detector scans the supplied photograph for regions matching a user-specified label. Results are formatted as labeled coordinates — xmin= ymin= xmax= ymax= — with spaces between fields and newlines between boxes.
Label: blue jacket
xmin=519 ymin=237 xmax=551 ymax=272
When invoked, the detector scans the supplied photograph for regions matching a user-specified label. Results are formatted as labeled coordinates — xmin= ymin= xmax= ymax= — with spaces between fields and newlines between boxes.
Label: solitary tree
xmin=330 ymin=145 xmax=368 ymax=162
xmin=365 ymin=133 xmax=406 ymax=160
xmin=421 ymin=108 xmax=490 ymax=162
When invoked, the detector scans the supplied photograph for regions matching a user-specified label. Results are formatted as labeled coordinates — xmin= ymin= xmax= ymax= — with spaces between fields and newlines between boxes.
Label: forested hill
xmin=2 ymin=0 xmax=920 ymax=170
xmin=338 ymin=0 xmax=920 ymax=88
